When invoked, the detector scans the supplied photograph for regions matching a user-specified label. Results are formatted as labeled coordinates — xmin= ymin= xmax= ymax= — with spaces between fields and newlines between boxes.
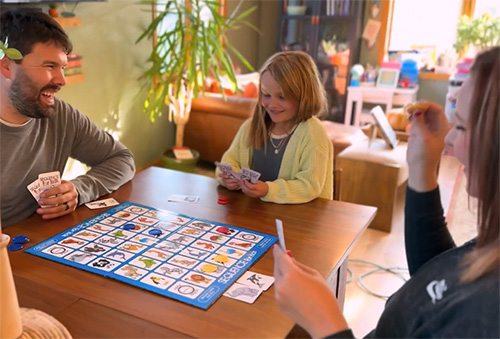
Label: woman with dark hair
xmin=273 ymin=46 xmax=499 ymax=338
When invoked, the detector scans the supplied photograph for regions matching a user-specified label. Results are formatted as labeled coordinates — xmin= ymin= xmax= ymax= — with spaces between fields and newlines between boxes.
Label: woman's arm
xmin=273 ymin=246 xmax=353 ymax=338
xmin=405 ymin=103 xmax=455 ymax=275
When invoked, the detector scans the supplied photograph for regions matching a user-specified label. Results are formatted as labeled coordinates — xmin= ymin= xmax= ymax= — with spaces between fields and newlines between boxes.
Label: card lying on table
xmin=85 ymin=198 xmax=119 ymax=209
xmin=167 ymin=195 xmax=200 ymax=204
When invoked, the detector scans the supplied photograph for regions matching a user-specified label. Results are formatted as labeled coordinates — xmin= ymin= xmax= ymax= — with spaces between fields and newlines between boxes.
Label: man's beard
xmin=8 ymin=69 xmax=59 ymax=119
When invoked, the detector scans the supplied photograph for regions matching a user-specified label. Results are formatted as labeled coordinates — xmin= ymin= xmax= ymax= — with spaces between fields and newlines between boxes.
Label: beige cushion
xmin=338 ymin=139 xmax=408 ymax=186
xmin=321 ymin=121 xmax=369 ymax=158
xmin=20 ymin=308 xmax=72 ymax=339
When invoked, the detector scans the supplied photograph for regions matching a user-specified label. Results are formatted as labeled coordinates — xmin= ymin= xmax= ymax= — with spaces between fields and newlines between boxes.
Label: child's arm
xmin=216 ymin=120 xmax=252 ymax=186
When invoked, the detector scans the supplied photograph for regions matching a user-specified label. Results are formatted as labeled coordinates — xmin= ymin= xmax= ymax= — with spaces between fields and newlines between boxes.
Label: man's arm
xmin=68 ymin=107 xmax=135 ymax=204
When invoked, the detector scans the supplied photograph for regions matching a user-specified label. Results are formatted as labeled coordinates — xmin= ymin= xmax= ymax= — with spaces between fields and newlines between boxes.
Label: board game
xmin=26 ymin=202 xmax=278 ymax=309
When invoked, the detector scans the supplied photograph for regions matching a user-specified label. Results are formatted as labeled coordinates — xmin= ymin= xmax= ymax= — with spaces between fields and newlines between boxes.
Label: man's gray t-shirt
xmin=0 ymin=98 xmax=135 ymax=228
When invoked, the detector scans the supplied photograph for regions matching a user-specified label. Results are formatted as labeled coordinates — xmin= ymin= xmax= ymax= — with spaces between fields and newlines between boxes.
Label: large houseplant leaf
xmin=137 ymin=0 xmax=256 ymax=129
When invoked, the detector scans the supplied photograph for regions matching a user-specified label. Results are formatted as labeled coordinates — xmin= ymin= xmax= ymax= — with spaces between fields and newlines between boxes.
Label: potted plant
xmin=137 ymin=0 xmax=256 ymax=172
xmin=454 ymin=13 xmax=500 ymax=56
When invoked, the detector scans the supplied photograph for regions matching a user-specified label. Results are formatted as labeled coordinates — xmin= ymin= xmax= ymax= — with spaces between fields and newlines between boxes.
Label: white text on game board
xmin=217 ymin=250 xmax=257 ymax=284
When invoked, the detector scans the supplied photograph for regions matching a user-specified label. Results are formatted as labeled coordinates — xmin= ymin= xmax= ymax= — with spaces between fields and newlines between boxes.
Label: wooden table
xmin=6 ymin=167 xmax=376 ymax=338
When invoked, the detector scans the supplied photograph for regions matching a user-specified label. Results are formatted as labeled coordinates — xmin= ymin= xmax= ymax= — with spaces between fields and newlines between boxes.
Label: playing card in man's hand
xmin=38 ymin=171 xmax=61 ymax=191
xmin=27 ymin=178 xmax=43 ymax=201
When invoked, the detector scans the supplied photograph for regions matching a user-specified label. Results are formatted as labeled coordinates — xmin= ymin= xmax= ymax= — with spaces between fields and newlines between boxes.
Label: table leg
xmin=344 ymin=95 xmax=354 ymax=125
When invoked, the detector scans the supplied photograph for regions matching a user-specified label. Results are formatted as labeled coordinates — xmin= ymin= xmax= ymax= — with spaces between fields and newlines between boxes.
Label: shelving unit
xmin=53 ymin=17 xmax=85 ymax=85
xmin=54 ymin=17 xmax=82 ymax=28
xmin=65 ymin=73 xmax=85 ymax=86
xmin=277 ymin=0 xmax=364 ymax=121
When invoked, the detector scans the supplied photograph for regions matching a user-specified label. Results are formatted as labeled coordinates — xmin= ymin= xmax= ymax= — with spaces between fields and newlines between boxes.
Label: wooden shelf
xmin=54 ymin=17 xmax=82 ymax=28
xmin=65 ymin=73 xmax=85 ymax=85
xmin=419 ymin=72 xmax=450 ymax=81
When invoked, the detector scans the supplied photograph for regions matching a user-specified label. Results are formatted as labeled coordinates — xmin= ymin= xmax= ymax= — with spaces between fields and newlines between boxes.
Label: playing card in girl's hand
xmin=215 ymin=162 xmax=241 ymax=179
xmin=240 ymin=168 xmax=261 ymax=183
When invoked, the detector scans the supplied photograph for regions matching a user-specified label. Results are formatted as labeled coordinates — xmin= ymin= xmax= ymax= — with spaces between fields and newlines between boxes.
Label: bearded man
xmin=0 ymin=8 xmax=135 ymax=228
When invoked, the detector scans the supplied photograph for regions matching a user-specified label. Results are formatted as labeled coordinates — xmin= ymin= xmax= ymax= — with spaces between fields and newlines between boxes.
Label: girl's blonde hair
xmin=461 ymin=46 xmax=499 ymax=282
xmin=247 ymin=51 xmax=327 ymax=149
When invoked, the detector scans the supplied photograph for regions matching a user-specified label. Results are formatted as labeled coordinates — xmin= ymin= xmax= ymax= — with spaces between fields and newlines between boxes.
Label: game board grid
xmin=26 ymin=202 xmax=277 ymax=309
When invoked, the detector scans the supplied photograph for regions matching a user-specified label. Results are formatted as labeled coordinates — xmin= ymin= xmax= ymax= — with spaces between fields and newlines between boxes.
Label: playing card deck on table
xmin=26 ymin=202 xmax=278 ymax=309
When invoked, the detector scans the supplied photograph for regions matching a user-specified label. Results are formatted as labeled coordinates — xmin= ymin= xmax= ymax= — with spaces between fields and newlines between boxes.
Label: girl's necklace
xmin=269 ymin=125 xmax=298 ymax=154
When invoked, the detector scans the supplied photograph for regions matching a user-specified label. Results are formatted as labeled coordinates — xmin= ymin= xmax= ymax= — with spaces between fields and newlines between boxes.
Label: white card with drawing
xmin=223 ymin=282 xmax=262 ymax=304
xmin=236 ymin=271 xmax=274 ymax=291
xmin=85 ymin=198 xmax=120 ymax=209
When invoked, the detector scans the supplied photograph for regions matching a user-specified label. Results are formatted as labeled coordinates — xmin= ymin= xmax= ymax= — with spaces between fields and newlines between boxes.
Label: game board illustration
xmin=26 ymin=202 xmax=278 ymax=309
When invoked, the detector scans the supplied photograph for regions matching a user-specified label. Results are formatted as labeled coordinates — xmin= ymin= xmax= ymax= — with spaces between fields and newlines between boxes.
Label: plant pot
xmin=49 ymin=8 xmax=59 ymax=18
xmin=161 ymin=149 xmax=200 ymax=173
xmin=0 ymin=234 xmax=23 ymax=339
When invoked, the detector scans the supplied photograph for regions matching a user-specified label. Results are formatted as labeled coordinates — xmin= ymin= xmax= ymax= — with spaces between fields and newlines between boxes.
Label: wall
xmin=417 ymin=79 xmax=448 ymax=105
xmin=226 ymin=0 xmax=278 ymax=71
xmin=10 ymin=0 xmax=277 ymax=170
xmin=357 ymin=2 xmax=448 ymax=106
xmin=56 ymin=0 xmax=174 ymax=169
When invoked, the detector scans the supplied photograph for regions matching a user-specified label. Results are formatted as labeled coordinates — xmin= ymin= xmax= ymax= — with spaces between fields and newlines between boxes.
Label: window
xmin=388 ymin=0 xmax=462 ymax=58
xmin=474 ymin=0 xmax=500 ymax=17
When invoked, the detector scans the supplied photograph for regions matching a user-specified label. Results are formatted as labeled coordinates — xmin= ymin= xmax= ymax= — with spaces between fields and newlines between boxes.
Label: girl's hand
xmin=218 ymin=173 xmax=241 ymax=190
xmin=406 ymin=102 xmax=449 ymax=192
xmin=240 ymin=179 xmax=268 ymax=198
xmin=273 ymin=246 xmax=348 ymax=338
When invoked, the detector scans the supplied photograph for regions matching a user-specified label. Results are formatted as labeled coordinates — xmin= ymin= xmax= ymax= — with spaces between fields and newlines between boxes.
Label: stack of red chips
xmin=217 ymin=196 xmax=228 ymax=205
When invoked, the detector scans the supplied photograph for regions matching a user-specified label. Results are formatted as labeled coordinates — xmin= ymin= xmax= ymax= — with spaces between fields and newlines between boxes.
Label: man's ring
xmin=64 ymin=202 xmax=69 ymax=211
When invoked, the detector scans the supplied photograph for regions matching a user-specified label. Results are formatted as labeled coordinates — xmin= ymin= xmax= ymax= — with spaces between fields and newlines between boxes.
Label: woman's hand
xmin=218 ymin=173 xmax=241 ymax=190
xmin=240 ymin=179 xmax=268 ymax=198
xmin=273 ymin=246 xmax=349 ymax=338
xmin=36 ymin=180 xmax=78 ymax=219
xmin=406 ymin=102 xmax=450 ymax=192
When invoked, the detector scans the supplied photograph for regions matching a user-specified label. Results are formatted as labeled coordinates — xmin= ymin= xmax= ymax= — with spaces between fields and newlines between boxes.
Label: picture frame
xmin=376 ymin=68 xmax=400 ymax=88
xmin=370 ymin=106 xmax=398 ymax=149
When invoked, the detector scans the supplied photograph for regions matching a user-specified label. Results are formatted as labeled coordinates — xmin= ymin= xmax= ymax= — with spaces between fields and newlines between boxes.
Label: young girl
xmin=217 ymin=51 xmax=333 ymax=203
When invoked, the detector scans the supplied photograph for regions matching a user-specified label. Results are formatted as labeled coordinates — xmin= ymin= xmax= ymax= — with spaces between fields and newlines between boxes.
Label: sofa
xmin=184 ymin=93 xmax=257 ymax=163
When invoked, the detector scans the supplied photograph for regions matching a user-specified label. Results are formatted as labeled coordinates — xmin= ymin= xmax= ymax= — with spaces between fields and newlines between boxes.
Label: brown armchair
xmin=184 ymin=93 xmax=257 ymax=163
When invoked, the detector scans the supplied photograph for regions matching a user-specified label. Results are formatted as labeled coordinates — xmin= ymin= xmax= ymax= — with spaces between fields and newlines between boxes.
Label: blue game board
xmin=26 ymin=202 xmax=277 ymax=310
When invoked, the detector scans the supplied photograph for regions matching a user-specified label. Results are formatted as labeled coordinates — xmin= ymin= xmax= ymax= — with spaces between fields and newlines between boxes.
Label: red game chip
xmin=217 ymin=196 xmax=228 ymax=205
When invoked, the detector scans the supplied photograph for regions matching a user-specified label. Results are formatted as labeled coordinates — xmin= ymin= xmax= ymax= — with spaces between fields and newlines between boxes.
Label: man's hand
xmin=218 ymin=173 xmax=241 ymax=190
xmin=37 ymin=180 xmax=78 ymax=219
xmin=240 ymin=179 xmax=268 ymax=198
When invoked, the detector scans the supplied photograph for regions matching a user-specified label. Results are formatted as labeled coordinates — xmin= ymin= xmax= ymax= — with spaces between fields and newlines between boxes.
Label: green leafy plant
xmin=137 ymin=0 xmax=256 ymax=147
xmin=454 ymin=13 xmax=500 ymax=54
xmin=0 ymin=38 xmax=23 ymax=60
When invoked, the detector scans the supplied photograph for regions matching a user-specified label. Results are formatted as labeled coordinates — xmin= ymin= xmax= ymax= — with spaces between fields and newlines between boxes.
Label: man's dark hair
xmin=0 ymin=7 xmax=72 ymax=61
